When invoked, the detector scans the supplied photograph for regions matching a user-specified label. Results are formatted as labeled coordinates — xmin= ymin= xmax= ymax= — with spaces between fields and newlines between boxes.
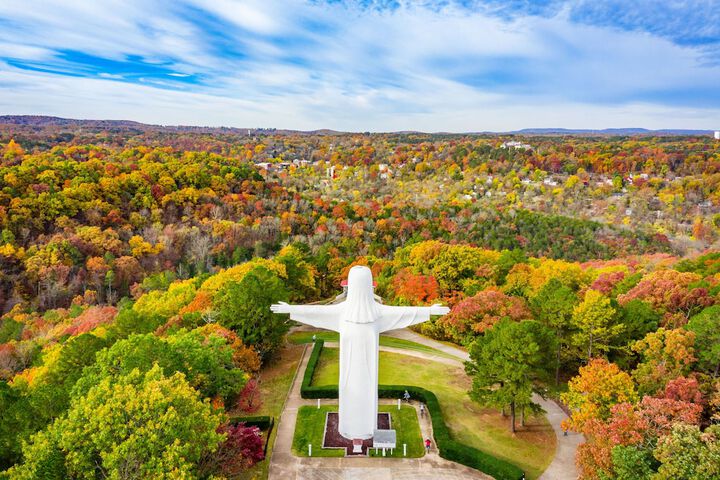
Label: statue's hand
xmin=271 ymin=301 xmax=291 ymax=314
xmin=429 ymin=304 xmax=450 ymax=316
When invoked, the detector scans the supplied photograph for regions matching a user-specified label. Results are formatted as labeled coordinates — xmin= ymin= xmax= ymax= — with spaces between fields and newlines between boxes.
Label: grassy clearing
xmin=287 ymin=329 xmax=457 ymax=359
xmin=292 ymin=405 xmax=424 ymax=458
xmin=234 ymin=342 xmax=304 ymax=480
xmin=312 ymin=347 xmax=556 ymax=480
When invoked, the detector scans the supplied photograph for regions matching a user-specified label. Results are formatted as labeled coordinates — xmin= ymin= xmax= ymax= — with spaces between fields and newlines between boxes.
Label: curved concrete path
xmin=383 ymin=329 xmax=583 ymax=480
xmin=268 ymin=343 xmax=492 ymax=480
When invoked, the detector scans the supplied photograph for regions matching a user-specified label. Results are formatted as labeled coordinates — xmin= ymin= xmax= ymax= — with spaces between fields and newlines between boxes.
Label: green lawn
xmin=369 ymin=405 xmax=424 ymax=458
xmin=292 ymin=406 xmax=345 ymax=457
xmin=288 ymin=330 xmax=340 ymax=344
xmin=287 ymin=330 xmax=458 ymax=359
xmin=313 ymin=347 xmax=556 ymax=480
xmin=292 ymin=405 xmax=424 ymax=458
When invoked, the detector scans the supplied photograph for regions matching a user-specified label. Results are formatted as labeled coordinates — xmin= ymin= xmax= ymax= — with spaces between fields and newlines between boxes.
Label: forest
xmin=1 ymin=120 xmax=720 ymax=479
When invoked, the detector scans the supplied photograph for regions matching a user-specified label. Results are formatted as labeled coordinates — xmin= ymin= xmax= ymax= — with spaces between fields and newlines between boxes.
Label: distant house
xmin=501 ymin=141 xmax=532 ymax=150
xmin=378 ymin=163 xmax=393 ymax=179
xmin=715 ymin=131 xmax=720 ymax=140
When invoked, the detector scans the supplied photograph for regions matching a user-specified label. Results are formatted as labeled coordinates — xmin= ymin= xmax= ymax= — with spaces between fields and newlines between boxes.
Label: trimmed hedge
xmin=228 ymin=415 xmax=274 ymax=430
xmin=301 ymin=340 xmax=335 ymax=399
xmin=300 ymin=340 xmax=525 ymax=480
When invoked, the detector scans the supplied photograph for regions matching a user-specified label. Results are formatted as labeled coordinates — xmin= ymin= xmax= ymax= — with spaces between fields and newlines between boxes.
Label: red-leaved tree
xmin=237 ymin=378 xmax=262 ymax=413
xmin=392 ymin=267 xmax=440 ymax=304
xmin=439 ymin=288 xmax=530 ymax=343
xmin=216 ymin=423 xmax=265 ymax=475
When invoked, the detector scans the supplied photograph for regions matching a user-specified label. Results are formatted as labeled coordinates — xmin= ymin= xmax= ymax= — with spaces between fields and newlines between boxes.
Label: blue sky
xmin=0 ymin=0 xmax=719 ymax=131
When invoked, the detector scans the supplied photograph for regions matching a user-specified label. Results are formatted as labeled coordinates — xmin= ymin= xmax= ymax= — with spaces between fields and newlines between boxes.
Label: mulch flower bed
xmin=322 ymin=412 xmax=391 ymax=456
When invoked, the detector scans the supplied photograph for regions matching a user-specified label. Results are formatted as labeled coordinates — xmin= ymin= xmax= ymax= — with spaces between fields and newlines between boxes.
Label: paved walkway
xmin=383 ymin=329 xmax=583 ymax=480
xmin=268 ymin=342 xmax=492 ymax=480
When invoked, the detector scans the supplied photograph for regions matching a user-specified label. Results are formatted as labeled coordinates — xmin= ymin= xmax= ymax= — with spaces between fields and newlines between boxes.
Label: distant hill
xmin=0 ymin=115 xmax=714 ymax=137
xmin=508 ymin=127 xmax=714 ymax=136
xmin=0 ymin=115 xmax=344 ymax=136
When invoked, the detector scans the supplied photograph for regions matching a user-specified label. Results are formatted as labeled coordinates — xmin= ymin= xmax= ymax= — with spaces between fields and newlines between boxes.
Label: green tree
xmin=653 ymin=424 xmax=720 ymax=480
xmin=687 ymin=305 xmax=720 ymax=377
xmin=610 ymin=445 xmax=657 ymax=480
xmin=610 ymin=299 xmax=660 ymax=367
xmin=215 ymin=266 xmax=289 ymax=360
xmin=275 ymin=245 xmax=317 ymax=301
xmin=24 ymin=334 xmax=109 ymax=431
xmin=495 ymin=248 xmax=528 ymax=284
xmin=530 ymin=278 xmax=578 ymax=384
xmin=74 ymin=329 xmax=247 ymax=402
xmin=615 ymin=299 xmax=660 ymax=346
xmin=108 ymin=301 xmax=165 ymax=339
xmin=571 ymin=289 xmax=621 ymax=360
xmin=0 ymin=381 xmax=37 ymax=469
xmin=465 ymin=319 xmax=556 ymax=433
xmin=8 ymin=365 xmax=224 ymax=480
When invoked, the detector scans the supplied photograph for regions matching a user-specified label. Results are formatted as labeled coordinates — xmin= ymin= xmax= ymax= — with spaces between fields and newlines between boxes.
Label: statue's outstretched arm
xmin=270 ymin=302 xmax=341 ymax=332
xmin=377 ymin=304 xmax=450 ymax=333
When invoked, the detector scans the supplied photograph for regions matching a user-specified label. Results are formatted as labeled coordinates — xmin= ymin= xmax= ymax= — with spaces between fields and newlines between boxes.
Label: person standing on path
xmin=419 ymin=403 xmax=425 ymax=417
xmin=425 ymin=438 xmax=432 ymax=453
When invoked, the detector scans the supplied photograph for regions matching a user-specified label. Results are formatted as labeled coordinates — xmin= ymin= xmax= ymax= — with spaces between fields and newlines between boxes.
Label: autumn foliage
xmin=391 ymin=267 xmax=440 ymax=304
xmin=440 ymin=288 xmax=530 ymax=343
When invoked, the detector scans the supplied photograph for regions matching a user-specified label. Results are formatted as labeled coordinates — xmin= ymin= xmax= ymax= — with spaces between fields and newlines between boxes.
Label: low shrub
xmin=227 ymin=415 xmax=274 ymax=430
xmin=226 ymin=415 xmax=275 ymax=456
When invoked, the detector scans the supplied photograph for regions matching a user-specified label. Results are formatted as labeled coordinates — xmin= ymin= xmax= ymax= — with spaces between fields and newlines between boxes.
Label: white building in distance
xmin=501 ymin=141 xmax=533 ymax=150
xmin=714 ymin=131 xmax=720 ymax=140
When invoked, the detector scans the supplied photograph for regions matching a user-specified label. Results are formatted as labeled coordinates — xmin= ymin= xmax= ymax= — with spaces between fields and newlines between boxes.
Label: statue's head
xmin=343 ymin=266 xmax=378 ymax=323
xmin=347 ymin=265 xmax=373 ymax=290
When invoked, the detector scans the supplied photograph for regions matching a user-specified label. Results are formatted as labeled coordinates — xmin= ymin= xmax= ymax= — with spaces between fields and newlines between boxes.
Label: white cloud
xmin=0 ymin=0 xmax=718 ymax=130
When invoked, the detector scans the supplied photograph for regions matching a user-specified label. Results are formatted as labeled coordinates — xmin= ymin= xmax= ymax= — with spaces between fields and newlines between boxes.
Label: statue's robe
xmin=286 ymin=303 xmax=432 ymax=439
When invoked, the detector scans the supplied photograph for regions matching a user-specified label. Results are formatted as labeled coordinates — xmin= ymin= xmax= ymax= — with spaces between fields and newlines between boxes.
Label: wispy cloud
xmin=0 ymin=0 xmax=718 ymax=131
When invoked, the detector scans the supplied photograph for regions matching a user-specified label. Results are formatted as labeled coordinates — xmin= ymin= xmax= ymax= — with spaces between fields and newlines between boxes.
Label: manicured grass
xmin=292 ymin=405 xmax=424 ymax=458
xmin=235 ymin=343 xmax=304 ymax=480
xmin=287 ymin=329 xmax=458 ymax=359
xmin=369 ymin=405 xmax=425 ymax=458
xmin=288 ymin=330 xmax=339 ymax=344
xmin=312 ymin=347 xmax=556 ymax=480
xmin=292 ymin=406 xmax=345 ymax=457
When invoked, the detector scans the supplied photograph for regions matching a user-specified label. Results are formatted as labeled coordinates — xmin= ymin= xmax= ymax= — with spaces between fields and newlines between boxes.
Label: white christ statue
xmin=271 ymin=265 xmax=449 ymax=440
